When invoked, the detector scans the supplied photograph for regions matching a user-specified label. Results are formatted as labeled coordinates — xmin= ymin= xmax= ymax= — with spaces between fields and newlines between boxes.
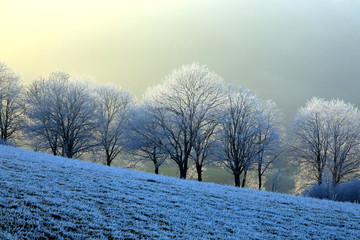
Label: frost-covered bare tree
xmin=254 ymin=100 xmax=283 ymax=189
xmin=127 ymin=105 xmax=168 ymax=174
xmin=190 ymin=113 xmax=220 ymax=181
xmin=0 ymin=62 xmax=25 ymax=143
xmin=289 ymin=98 xmax=329 ymax=185
xmin=144 ymin=63 xmax=224 ymax=179
xmin=189 ymin=83 xmax=225 ymax=181
xmin=215 ymin=86 xmax=261 ymax=187
xmin=325 ymin=99 xmax=360 ymax=185
xmin=94 ymin=85 xmax=133 ymax=166
xmin=290 ymin=97 xmax=360 ymax=186
xmin=26 ymin=71 xmax=96 ymax=158
xmin=26 ymin=76 xmax=59 ymax=154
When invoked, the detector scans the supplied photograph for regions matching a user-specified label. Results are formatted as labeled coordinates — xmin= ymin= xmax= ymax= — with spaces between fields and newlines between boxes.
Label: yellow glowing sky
xmin=2 ymin=0 xmax=360 ymax=119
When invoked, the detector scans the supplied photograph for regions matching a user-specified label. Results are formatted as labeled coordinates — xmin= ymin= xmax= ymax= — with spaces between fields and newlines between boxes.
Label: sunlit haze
xmin=1 ymin=0 xmax=360 ymax=120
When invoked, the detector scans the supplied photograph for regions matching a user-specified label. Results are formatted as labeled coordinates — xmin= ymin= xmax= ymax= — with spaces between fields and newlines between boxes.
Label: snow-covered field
xmin=0 ymin=145 xmax=359 ymax=239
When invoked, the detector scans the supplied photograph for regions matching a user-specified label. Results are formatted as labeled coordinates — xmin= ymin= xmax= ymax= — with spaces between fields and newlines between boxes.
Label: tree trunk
xmin=241 ymin=170 xmax=247 ymax=188
xmin=258 ymin=167 xmax=262 ymax=190
xmin=196 ymin=164 xmax=202 ymax=182
xmin=179 ymin=161 xmax=187 ymax=179
xmin=332 ymin=173 xmax=340 ymax=186
xmin=105 ymin=150 xmax=111 ymax=166
xmin=155 ymin=167 xmax=159 ymax=174
xmin=64 ymin=144 xmax=74 ymax=159
xmin=317 ymin=175 xmax=322 ymax=185
xmin=234 ymin=172 xmax=240 ymax=187
xmin=180 ymin=168 xmax=187 ymax=179
xmin=317 ymin=155 xmax=323 ymax=185
xmin=67 ymin=152 xmax=74 ymax=159
xmin=52 ymin=148 xmax=57 ymax=156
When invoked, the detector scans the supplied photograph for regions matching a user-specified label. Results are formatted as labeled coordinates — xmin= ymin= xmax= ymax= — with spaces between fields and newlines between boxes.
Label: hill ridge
xmin=0 ymin=145 xmax=359 ymax=239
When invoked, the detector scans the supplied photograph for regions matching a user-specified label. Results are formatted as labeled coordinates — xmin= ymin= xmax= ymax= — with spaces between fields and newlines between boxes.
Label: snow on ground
xmin=0 ymin=145 xmax=359 ymax=239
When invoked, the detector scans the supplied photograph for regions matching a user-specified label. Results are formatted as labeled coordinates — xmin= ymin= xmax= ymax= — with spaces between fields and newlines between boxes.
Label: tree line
xmin=1 ymin=62 xmax=359 ymax=190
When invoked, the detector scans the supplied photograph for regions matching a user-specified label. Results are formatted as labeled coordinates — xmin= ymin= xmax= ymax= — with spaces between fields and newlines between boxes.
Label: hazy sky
xmin=1 ymin=0 xmax=360 ymax=121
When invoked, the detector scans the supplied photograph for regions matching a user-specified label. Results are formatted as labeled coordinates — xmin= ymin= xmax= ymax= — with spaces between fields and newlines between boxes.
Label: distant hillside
xmin=0 ymin=145 xmax=359 ymax=239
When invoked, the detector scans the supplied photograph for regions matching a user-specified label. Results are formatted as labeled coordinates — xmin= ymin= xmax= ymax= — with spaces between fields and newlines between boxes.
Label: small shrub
xmin=334 ymin=179 xmax=360 ymax=203
xmin=302 ymin=179 xmax=360 ymax=203
xmin=0 ymin=139 xmax=15 ymax=146
xmin=302 ymin=183 xmax=334 ymax=200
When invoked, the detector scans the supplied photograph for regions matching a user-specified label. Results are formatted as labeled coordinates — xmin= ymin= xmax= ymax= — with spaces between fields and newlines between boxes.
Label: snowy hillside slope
xmin=0 ymin=145 xmax=359 ymax=239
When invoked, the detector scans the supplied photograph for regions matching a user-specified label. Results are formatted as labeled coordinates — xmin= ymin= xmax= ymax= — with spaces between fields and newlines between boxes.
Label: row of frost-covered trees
xmin=0 ymin=61 xmax=359 ymax=190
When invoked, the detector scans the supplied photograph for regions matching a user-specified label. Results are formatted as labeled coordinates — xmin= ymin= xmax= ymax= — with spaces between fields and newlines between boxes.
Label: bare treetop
xmin=143 ymin=63 xmax=225 ymax=179
xmin=26 ymin=71 xmax=96 ymax=158
xmin=290 ymin=97 xmax=360 ymax=187
xmin=0 ymin=62 xmax=24 ymax=143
